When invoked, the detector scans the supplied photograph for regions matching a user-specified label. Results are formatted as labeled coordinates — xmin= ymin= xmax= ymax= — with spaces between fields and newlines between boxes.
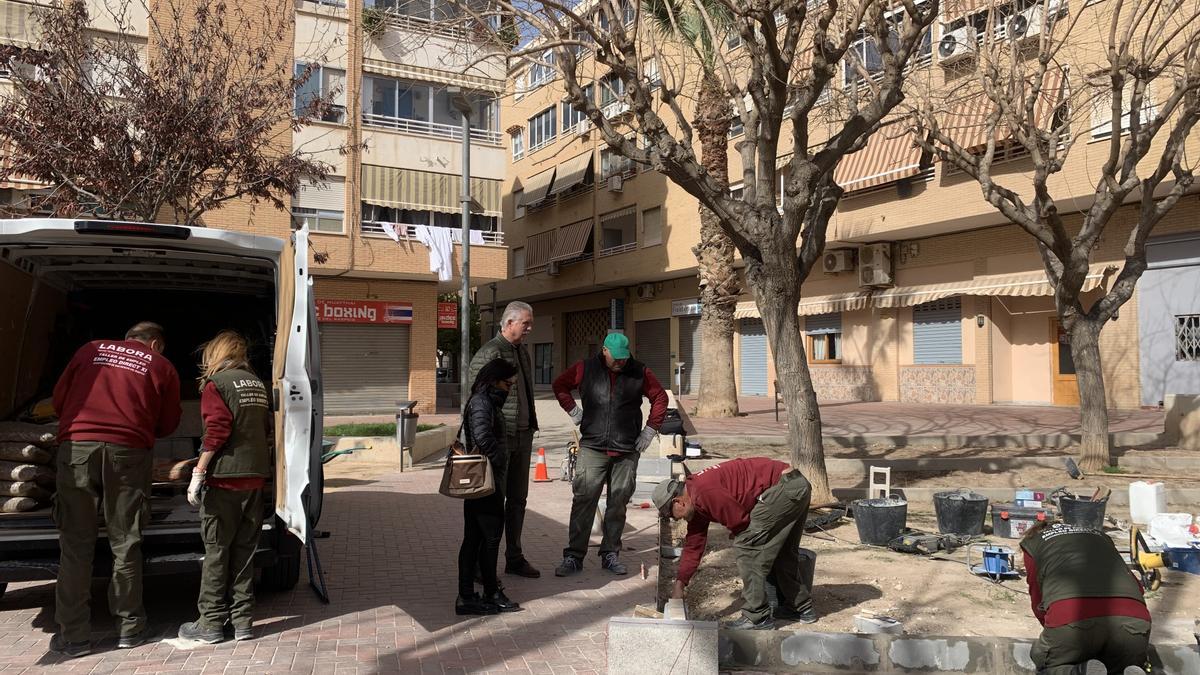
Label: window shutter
xmin=913 ymin=297 xmax=962 ymax=364
xmin=293 ymin=178 xmax=346 ymax=212
xmin=805 ymin=313 xmax=842 ymax=335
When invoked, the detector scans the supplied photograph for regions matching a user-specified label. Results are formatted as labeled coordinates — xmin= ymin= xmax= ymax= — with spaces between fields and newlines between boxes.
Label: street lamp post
xmin=450 ymin=88 xmax=474 ymax=414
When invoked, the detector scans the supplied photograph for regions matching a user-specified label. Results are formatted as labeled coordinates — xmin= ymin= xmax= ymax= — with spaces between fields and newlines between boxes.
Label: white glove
xmin=187 ymin=469 xmax=206 ymax=507
xmin=635 ymin=426 xmax=658 ymax=453
xmin=568 ymin=407 xmax=584 ymax=426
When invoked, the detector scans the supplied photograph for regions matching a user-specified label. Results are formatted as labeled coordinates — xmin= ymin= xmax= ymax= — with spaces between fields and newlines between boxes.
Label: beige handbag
xmin=438 ymin=425 xmax=495 ymax=499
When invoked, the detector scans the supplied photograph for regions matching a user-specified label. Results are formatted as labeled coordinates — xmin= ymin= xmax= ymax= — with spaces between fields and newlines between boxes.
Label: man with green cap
xmin=552 ymin=333 xmax=668 ymax=576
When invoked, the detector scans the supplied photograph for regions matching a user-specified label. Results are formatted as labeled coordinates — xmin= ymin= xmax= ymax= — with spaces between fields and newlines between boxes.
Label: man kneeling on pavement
xmin=653 ymin=457 xmax=817 ymax=629
xmin=553 ymin=333 xmax=668 ymax=577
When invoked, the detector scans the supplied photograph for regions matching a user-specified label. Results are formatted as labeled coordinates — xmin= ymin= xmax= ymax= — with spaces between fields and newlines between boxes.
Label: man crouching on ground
xmin=652 ymin=458 xmax=816 ymax=630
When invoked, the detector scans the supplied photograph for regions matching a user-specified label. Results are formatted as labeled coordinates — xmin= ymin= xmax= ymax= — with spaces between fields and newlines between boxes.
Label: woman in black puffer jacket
xmin=456 ymin=358 xmax=522 ymax=616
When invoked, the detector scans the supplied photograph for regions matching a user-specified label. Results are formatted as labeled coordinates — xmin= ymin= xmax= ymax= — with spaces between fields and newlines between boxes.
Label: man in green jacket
xmin=469 ymin=301 xmax=540 ymax=578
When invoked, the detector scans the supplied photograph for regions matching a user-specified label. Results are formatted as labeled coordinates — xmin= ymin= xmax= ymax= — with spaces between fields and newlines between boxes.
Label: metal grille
xmin=565 ymin=309 xmax=608 ymax=365
xmin=1176 ymin=315 xmax=1200 ymax=361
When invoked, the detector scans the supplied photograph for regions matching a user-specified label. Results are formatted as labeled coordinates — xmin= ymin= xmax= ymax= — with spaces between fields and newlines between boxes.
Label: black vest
xmin=1020 ymin=523 xmax=1145 ymax=613
xmin=579 ymin=355 xmax=645 ymax=453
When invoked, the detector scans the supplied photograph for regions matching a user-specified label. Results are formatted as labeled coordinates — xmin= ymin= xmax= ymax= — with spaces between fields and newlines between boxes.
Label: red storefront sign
xmin=437 ymin=302 xmax=458 ymax=329
xmin=316 ymin=299 xmax=413 ymax=324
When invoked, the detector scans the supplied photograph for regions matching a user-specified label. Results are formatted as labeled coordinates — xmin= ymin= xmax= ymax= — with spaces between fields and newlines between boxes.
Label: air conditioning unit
xmin=858 ymin=243 xmax=894 ymax=288
xmin=1006 ymin=5 xmax=1046 ymax=43
xmin=547 ymin=260 xmax=561 ymax=276
xmin=937 ymin=25 xmax=976 ymax=66
xmin=635 ymin=283 xmax=657 ymax=300
xmin=608 ymin=174 xmax=624 ymax=192
xmin=822 ymin=249 xmax=856 ymax=274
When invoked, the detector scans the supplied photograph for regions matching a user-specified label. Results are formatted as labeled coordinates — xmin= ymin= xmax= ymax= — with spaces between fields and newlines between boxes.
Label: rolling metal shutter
xmin=739 ymin=319 xmax=769 ymax=396
xmin=635 ymin=319 xmax=671 ymax=382
xmin=913 ymin=297 xmax=962 ymax=364
xmin=678 ymin=316 xmax=702 ymax=395
xmin=320 ymin=324 xmax=411 ymax=415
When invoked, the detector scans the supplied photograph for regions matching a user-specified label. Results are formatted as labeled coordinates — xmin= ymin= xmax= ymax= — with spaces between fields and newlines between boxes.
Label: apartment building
xmin=1 ymin=0 xmax=510 ymax=415
xmin=495 ymin=0 xmax=1200 ymax=410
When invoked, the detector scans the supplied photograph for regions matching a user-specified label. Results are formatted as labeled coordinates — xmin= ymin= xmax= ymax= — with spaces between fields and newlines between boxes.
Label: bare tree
xmin=0 ymin=0 xmax=352 ymax=225
xmin=459 ymin=0 xmax=938 ymax=501
xmin=908 ymin=0 xmax=1200 ymax=470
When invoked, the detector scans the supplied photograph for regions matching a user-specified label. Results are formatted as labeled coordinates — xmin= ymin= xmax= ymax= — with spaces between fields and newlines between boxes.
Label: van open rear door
xmin=273 ymin=225 xmax=323 ymax=543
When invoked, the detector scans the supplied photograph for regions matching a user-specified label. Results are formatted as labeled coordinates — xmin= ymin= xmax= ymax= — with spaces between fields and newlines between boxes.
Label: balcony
xmin=362 ymin=113 xmax=503 ymax=145
xmin=361 ymin=221 xmax=506 ymax=246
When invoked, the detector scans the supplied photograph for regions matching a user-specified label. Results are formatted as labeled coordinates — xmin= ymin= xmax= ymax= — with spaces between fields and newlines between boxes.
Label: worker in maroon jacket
xmin=552 ymin=333 xmax=668 ymax=577
xmin=1021 ymin=522 xmax=1151 ymax=675
xmin=652 ymin=457 xmax=815 ymax=630
xmin=49 ymin=322 xmax=182 ymax=658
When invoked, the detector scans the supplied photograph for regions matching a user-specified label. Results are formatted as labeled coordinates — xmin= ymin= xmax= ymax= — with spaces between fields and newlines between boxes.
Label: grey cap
xmin=652 ymin=477 xmax=683 ymax=518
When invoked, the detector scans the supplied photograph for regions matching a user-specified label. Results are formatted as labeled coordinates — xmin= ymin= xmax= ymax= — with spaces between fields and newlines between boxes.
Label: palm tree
xmin=643 ymin=0 xmax=740 ymax=418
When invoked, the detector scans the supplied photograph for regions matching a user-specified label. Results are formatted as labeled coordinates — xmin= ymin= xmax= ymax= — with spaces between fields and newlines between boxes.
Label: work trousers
xmin=563 ymin=447 xmax=640 ymax=560
xmin=733 ymin=471 xmax=812 ymax=623
xmin=197 ymin=487 xmax=264 ymax=631
xmin=54 ymin=441 xmax=152 ymax=642
xmin=501 ymin=429 xmax=534 ymax=566
xmin=458 ymin=485 xmax=505 ymax=597
xmin=1031 ymin=616 xmax=1151 ymax=675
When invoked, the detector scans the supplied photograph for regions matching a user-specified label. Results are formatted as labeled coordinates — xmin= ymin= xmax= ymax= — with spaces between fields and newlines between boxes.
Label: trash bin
xmin=395 ymin=400 xmax=419 ymax=449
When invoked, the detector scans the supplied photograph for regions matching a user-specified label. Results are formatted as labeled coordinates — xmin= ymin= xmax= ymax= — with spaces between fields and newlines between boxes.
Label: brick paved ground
xmin=0 ymin=467 xmax=661 ymax=674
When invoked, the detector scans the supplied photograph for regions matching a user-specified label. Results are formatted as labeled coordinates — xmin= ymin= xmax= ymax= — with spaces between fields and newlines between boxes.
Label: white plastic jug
xmin=1128 ymin=481 xmax=1167 ymax=524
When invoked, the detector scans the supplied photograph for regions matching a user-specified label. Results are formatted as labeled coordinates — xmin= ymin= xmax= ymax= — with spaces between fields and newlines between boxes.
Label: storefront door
xmin=1050 ymin=320 xmax=1079 ymax=406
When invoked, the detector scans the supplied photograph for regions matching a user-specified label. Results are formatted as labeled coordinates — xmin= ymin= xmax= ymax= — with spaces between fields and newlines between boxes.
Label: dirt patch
xmin=702 ymin=442 xmax=1199 ymax=462
xmin=668 ymin=509 xmax=1200 ymax=644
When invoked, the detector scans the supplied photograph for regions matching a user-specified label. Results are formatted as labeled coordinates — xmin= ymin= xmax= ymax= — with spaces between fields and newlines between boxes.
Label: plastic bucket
xmin=852 ymin=497 xmax=908 ymax=546
xmin=933 ymin=490 xmax=989 ymax=536
xmin=1059 ymin=496 xmax=1108 ymax=530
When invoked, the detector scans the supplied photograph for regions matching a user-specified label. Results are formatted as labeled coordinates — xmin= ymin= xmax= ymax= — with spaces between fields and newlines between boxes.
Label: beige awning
xmin=733 ymin=291 xmax=874 ymax=319
xmin=871 ymin=265 xmax=1115 ymax=308
xmin=0 ymin=0 xmax=37 ymax=46
xmin=550 ymin=218 xmax=594 ymax=261
xmin=941 ymin=68 xmax=1067 ymax=153
xmin=519 ymin=167 xmax=556 ymax=207
xmin=524 ymin=229 xmax=556 ymax=269
xmin=362 ymin=59 xmax=503 ymax=94
xmin=835 ymin=122 xmax=923 ymax=193
xmin=360 ymin=165 xmax=501 ymax=215
xmin=548 ymin=151 xmax=594 ymax=195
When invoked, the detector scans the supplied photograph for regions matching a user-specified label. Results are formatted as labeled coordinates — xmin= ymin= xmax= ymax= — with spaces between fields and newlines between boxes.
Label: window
xmin=360 ymin=203 xmax=497 ymax=234
xmin=726 ymin=32 xmax=742 ymax=50
xmin=729 ymin=114 xmax=744 ymax=138
xmin=913 ymin=297 xmax=962 ymax=364
xmin=361 ymin=76 xmax=498 ymax=136
xmin=529 ymin=51 xmax=555 ymax=88
xmin=294 ymin=62 xmax=347 ymax=123
xmin=366 ymin=0 xmax=459 ymax=20
xmin=729 ymin=184 xmax=744 ymax=200
xmin=1176 ymin=315 xmax=1200 ymax=361
xmin=597 ymin=0 xmax=635 ymax=29
xmin=513 ymin=247 xmax=526 ymax=277
xmin=601 ymin=145 xmax=633 ymax=178
xmin=843 ymin=8 xmax=932 ymax=88
xmin=528 ymin=107 xmax=557 ymax=151
xmin=534 ymin=343 xmax=554 ymax=384
xmin=291 ymin=207 xmax=343 ymax=233
xmin=511 ymin=128 xmax=525 ymax=161
xmin=599 ymin=74 xmax=627 ymax=116
xmin=805 ymin=313 xmax=842 ymax=363
xmin=513 ymin=188 xmax=526 ymax=218
xmin=1090 ymin=80 xmax=1156 ymax=140
xmin=641 ymin=206 xmax=663 ymax=247
xmin=644 ymin=58 xmax=661 ymax=88
xmin=561 ymin=85 xmax=593 ymax=133
xmin=514 ymin=72 xmax=527 ymax=101
xmin=599 ymin=206 xmax=637 ymax=256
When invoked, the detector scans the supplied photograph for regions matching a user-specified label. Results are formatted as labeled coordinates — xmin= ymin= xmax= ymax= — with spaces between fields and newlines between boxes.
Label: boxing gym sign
xmin=316 ymin=299 xmax=414 ymax=324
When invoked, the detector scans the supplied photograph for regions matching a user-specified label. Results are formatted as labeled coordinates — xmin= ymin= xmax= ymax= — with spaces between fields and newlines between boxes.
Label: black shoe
xmin=504 ymin=559 xmax=541 ymax=578
xmin=483 ymin=590 xmax=522 ymax=613
xmin=233 ymin=625 xmax=254 ymax=641
xmin=554 ymin=555 xmax=583 ymax=577
xmin=775 ymin=603 xmax=818 ymax=624
xmin=117 ymin=628 xmax=153 ymax=649
xmin=722 ymin=615 xmax=776 ymax=630
xmin=48 ymin=634 xmax=91 ymax=659
xmin=455 ymin=593 xmax=500 ymax=616
xmin=178 ymin=621 xmax=224 ymax=644
xmin=601 ymin=552 xmax=628 ymax=575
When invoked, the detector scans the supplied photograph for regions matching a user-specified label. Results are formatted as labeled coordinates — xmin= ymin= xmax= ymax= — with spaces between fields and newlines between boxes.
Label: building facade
xmin=494 ymin=0 xmax=1200 ymax=411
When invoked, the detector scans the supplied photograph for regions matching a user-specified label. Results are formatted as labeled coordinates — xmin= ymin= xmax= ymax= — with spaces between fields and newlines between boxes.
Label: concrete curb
xmin=718 ymin=629 xmax=1200 ymax=673
xmin=692 ymin=432 xmax=1166 ymax=450
xmin=830 ymin=486 xmax=1200 ymax=509
xmin=323 ymin=425 xmax=456 ymax=469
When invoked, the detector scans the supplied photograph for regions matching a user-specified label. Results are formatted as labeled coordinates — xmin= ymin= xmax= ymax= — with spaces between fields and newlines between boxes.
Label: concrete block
xmin=781 ymin=632 xmax=882 ymax=669
xmin=1153 ymin=644 xmax=1200 ymax=674
xmin=1010 ymin=641 xmax=1036 ymax=672
xmin=607 ymin=617 xmax=718 ymax=675
xmin=888 ymin=638 xmax=979 ymax=671
xmin=1164 ymin=394 xmax=1200 ymax=449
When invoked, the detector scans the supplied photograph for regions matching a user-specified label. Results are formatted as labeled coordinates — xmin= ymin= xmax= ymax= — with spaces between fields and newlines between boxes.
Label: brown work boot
xmin=504 ymin=559 xmax=540 ymax=578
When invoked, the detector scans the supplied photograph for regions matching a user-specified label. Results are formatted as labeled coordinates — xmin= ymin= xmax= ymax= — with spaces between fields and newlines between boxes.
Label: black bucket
xmin=852 ymin=497 xmax=908 ymax=545
xmin=933 ymin=490 xmax=989 ymax=536
xmin=1059 ymin=495 xmax=1108 ymax=530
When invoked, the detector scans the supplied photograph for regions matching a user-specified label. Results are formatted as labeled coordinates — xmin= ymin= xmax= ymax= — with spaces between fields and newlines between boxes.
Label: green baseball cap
xmin=652 ymin=477 xmax=683 ymax=518
xmin=603 ymin=332 xmax=631 ymax=359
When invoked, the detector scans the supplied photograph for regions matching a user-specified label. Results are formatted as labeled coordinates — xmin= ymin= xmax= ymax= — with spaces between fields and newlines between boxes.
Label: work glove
xmin=635 ymin=426 xmax=658 ymax=454
xmin=568 ymin=407 xmax=584 ymax=426
xmin=187 ymin=469 xmax=206 ymax=507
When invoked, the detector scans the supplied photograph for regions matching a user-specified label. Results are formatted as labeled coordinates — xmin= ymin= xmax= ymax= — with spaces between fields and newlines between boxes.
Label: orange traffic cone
xmin=533 ymin=447 xmax=552 ymax=482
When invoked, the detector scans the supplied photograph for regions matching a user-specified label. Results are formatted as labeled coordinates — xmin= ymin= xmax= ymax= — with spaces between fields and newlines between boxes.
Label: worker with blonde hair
xmin=178 ymin=330 xmax=272 ymax=644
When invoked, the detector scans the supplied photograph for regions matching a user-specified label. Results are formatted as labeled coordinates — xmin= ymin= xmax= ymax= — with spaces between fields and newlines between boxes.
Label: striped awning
xmin=548 ymin=151 xmax=594 ymax=195
xmin=834 ymin=122 xmax=923 ymax=193
xmin=524 ymin=229 xmax=556 ymax=269
xmin=0 ymin=141 xmax=46 ymax=190
xmin=519 ymin=167 xmax=556 ymax=207
xmin=360 ymin=165 xmax=501 ymax=216
xmin=0 ymin=0 xmax=37 ymax=46
xmin=733 ymin=291 xmax=874 ymax=319
xmin=871 ymin=264 xmax=1116 ymax=308
xmin=550 ymin=218 xmax=594 ymax=261
xmin=941 ymin=68 xmax=1067 ymax=152
xmin=362 ymin=59 xmax=503 ymax=94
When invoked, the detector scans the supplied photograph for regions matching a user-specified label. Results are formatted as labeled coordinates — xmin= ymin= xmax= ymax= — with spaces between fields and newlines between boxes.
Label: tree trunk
xmin=692 ymin=75 xmax=739 ymax=418
xmin=1067 ymin=318 xmax=1111 ymax=472
xmin=748 ymin=250 xmax=832 ymax=504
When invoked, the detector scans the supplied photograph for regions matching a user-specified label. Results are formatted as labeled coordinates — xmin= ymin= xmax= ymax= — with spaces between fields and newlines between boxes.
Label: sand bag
xmin=0 ymin=422 xmax=58 ymax=448
xmin=0 ymin=497 xmax=39 ymax=513
xmin=0 ymin=461 xmax=53 ymax=483
xmin=0 ymin=442 xmax=53 ymax=465
xmin=0 ymin=480 xmax=51 ymax=500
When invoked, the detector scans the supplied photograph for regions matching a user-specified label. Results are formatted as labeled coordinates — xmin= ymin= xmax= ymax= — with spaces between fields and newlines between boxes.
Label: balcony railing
xmin=361 ymin=221 xmax=506 ymax=246
xmin=362 ymin=113 xmax=503 ymax=145
xmin=598 ymin=241 xmax=638 ymax=258
xmin=381 ymin=12 xmax=501 ymax=45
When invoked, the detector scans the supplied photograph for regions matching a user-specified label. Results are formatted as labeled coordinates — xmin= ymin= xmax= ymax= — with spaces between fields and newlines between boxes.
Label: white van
xmin=0 ymin=218 xmax=323 ymax=597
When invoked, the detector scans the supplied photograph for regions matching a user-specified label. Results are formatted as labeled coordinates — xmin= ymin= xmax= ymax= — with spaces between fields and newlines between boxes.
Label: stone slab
xmin=608 ymin=617 xmax=718 ymax=675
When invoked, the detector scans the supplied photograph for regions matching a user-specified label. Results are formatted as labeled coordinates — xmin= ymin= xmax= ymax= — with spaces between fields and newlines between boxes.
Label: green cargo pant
xmin=197 ymin=487 xmax=264 ymax=631
xmin=563 ymin=447 xmax=639 ymax=561
xmin=53 ymin=441 xmax=152 ymax=642
xmin=1030 ymin=616 xmax=1151 ymax=675
xmin=733 ymin=471 xmax=812 ymax=623
xmin=502 ymin=429 xmax=535 ymax=566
